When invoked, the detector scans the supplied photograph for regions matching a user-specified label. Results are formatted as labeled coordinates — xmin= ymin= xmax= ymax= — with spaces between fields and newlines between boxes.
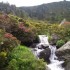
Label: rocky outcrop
xmin=56 ymin=41 xmax=70 ymax=70
xmin=56 ymin=41 xmax=70 ymax=60
xmin=65 ymin=61 xmax=70 ymax=70
xmin=49 ymin=34 xmax=59 ymax=45
xmin=39 ymin=48 xmax=51 ymax=63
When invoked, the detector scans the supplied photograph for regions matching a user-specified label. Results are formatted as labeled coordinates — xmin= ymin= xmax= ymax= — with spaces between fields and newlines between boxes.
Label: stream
xmin=32 ymin=35 xmax=64 ymax=70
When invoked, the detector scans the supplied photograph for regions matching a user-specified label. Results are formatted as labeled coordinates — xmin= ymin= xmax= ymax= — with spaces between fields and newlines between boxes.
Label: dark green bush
xmin=56 ymin=39 xmax=65 ymax=48
xmin=7 ymin=46 xmax=46 ymax=70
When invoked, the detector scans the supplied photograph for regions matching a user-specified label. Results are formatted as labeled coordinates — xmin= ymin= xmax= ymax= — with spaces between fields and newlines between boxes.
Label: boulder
xmin=56 ymin=41 xmax=70 ymax=70
xmin=65 ymin=61 xmax=70 ymax=70
xmin=56 ymin=41 xmax=70 ymax=60
xmin=39 ymin=48 xmax=51 ymax=63
xmin=49 ymin=34 xmax=59 ymax=45
xmin=38 ymin=45 xmax=49 ymax=49
xmin=30 ymin=43 xmax=37 ymax=48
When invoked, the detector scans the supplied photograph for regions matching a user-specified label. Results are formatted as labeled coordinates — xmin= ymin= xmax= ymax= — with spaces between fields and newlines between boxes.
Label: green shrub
xmin=0 ymin=51 xmax=7 ymax=68
xmin=7 ymin=46 xmax=46 ymax=70
xmin=48 ymin=35 xmax=52 ymax=42
xmin=0 ymin=29 xmax=20 ymax=69
xmin=7 ymin=59 xmax=19 ymax=70
xmin=9 ymin=14 xmax=19 ymax=23
xmin=56 ymin=39 xmax=65 ymax=48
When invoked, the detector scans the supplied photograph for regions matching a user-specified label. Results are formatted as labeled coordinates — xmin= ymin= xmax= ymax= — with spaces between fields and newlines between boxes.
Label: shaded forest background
xmin=0 ymin=1 xmax=70 ymax=23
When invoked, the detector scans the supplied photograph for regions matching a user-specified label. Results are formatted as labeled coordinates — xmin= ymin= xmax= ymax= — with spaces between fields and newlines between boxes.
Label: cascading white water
xmin=48 ymin=45 xmax=64 ymax=70
xmin=32 ymin=35 xmax=64 ymax=70
xmin=38 ymin=35 xmax=49 ymax=45
xmin=36 ymin=35 xmax=49 ymax=47
xmin=32 ymin=35 xmax=49 ymax=58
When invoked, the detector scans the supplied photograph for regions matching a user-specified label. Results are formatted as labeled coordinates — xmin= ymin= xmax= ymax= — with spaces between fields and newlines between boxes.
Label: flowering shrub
xmin=10 ymin=23 xmax=36 ymax=46
xmin=19 ymin=23 xmax=26 ymax=30
xmin=18 ymin=23 xmax=30 ymax=32
xmin=0 ymin=29 xmax=20 ymax=69
xmin=2 ymin=33 xmax=20 ymax=52
xmin=4 ymin=33 xmax=13 ymax=38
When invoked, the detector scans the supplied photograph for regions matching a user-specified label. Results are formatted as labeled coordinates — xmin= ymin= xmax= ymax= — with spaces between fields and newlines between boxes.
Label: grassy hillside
xmin=0 ymin=1 xmax=70 ymax=23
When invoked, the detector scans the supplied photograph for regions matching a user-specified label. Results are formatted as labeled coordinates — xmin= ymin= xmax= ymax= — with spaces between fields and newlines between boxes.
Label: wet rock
xmin=49 ymin=41 xmax=56 ymax=46
xmin=39 ymin=48 xmax=51 ymax=63
xmin=38 ymin=45 xmax=43 ymax=49
xmin=38 ymin=45 xmax=49 ymax=49
xmin=42 ymin=45 xmax=49 ymax=49
xmin=30 ymin=43 xmax=37 ymax=48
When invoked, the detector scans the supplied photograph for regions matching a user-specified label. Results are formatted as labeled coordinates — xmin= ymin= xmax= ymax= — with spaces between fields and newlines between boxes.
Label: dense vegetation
xmin=0 ymin=13 xmax=70 ymax=46
xmin=0 ymin=29 xmax=20 ymax=69
xmin=0 ymin=15 xmax=46 ymax=69
xmin=7 ymin=46 xmax=46 ymax=70
xmin=0 ymin=1 xmax=70 ymax=23
xmin=0 ymin=1 xmax=70 ymax=69
xmin=20 ymin=1 xmax=70 ymax=23
xmin=0 ymin=2 xmax=28 ymax=18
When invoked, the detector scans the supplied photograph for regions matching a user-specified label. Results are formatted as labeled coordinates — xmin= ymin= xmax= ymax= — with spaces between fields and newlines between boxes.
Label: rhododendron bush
xmin=10 ymin=23 xmax=36 ymax=46
xmin=0 ymin=29 xmax=20 ymax=69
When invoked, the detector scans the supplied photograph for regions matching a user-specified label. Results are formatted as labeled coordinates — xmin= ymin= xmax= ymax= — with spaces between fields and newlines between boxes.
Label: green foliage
xmin=62 ymin=24 xmax=70 ymax=42
xmin=47 ymin=24 xmax=70 ymax=43
xmin=7 ymin=59 xmax=19 ymax=70
xmin=0 ymin=52 xmax=7 ymax=57
xmin=0 ymin=31 xmax=20 ymax=52
xmin=11 ymin=26 xmax=36 ymax=46
xmin=0 ymin=51 xmax=7 ymax=68
xmin=0 ymin=2 xmax=70 ymax=23
xmin=48 ymin=34 xmax=52 ymax=42
xmin=7 ymin=46 xmax=46 ymax=70
xmin=9 ymin=14 xmax=19 ymax=23
xmin=19 ymin=1 xmax=70 ymax=23
xmin=0 ymin=13 xmax=36 ymax=46
xmin=32 ymin=59 xmax=46 ymax=70
xmin=0 ymin=13 xmax=70 ymax=46
xmin=26 ymin=20 xmax=70 ymax=44
xmin=56 ymin=39 xmax=65 ymax=48
xmin=9 ymin=45 xmax=35 ymax=59
xmin=0 ymin=2 xmax=29 ymax=19
xmin=28 ymin=21 xmax=49 ymax=35
xmin=0 ymin=29 xmax=20 ymax=69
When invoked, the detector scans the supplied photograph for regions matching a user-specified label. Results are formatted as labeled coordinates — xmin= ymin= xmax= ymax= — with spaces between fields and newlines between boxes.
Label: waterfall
xmin=32 ymin=35 xmax=64 ymax=70
xmin=32 ymin=35 xmax=49 ymax=58
xmin=48 ymin=45 xmax=64 ymax=70
xmin=38 ymin=35 xmax=49 ymax=45
xmin=49 ymin=45 xmax=57 ymax=62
